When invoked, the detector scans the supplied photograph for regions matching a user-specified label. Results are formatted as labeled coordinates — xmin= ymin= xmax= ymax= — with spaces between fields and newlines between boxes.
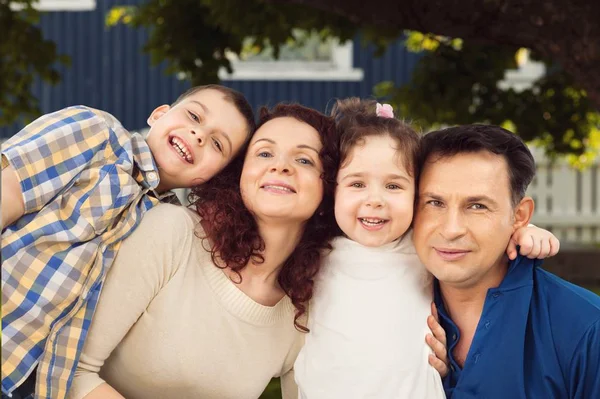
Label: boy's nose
xmin=190 ymin=129 xmax=205 ymax=145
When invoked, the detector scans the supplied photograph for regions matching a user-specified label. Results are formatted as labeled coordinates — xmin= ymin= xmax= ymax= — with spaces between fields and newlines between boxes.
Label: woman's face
xmin=240 ymin=117 xmax=324 ymax=225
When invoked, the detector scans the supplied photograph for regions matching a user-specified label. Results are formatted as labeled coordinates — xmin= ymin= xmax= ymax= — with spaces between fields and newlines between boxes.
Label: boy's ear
xmin=147 ymin=105 xmax=170 ymax=126
xmin=512 ymin=196 xmax=534 ymax=232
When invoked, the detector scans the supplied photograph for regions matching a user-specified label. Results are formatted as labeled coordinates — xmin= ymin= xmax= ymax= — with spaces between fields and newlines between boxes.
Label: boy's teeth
xmin=170 ymin=138 xmax=192 ymax=163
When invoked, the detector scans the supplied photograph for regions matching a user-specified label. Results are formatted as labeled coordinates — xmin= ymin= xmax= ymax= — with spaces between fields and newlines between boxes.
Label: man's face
xmin=413 ymin=151 xmax=518 ymax=289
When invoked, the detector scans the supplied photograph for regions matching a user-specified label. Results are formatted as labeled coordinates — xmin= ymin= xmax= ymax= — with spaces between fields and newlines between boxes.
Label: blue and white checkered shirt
xmin=1 ymin=106 xmax=177 ymax=398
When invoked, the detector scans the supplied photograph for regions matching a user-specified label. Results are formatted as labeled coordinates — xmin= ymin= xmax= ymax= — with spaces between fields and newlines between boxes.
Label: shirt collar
xmin=434 ymin=254 xmax=539 ymax=306
xmin=129 ymin=133 xmax=160 ymax=189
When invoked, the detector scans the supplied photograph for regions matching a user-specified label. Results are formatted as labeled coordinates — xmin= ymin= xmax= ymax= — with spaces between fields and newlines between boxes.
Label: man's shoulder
xmin=532 ymin=266 xmax=600 ymax=339
xmin=534 ymin=266 xmax=600 ymax=313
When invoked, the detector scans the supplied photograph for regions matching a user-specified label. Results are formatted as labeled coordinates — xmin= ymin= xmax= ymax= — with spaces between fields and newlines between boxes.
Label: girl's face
xmin=240 ymin=117 xmax=324 ymax=225
xmin=334 ymin=135 xmax=415 ymax=247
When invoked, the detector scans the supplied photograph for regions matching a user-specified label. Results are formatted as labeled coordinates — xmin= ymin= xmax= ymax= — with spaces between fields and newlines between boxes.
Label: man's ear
xmin=513 ymin=196 xmax=535 ymax=232
xmin=147 ymin=104 xmax=170 ymax=126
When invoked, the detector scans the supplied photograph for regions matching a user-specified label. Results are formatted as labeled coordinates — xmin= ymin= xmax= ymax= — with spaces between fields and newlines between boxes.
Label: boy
xmin=1 ymin=85 xmax=255 ymax=399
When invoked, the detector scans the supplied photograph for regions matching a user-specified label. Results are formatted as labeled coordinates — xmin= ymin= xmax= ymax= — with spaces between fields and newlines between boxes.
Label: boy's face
xmin=146 ymin=88 xmax=249 ymax=192
xmin=334 ymin=135 xmax=415 ymax=247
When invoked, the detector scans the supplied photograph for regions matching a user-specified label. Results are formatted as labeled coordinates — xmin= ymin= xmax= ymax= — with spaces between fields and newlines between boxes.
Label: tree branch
xmin=268 ymin=0 xmax=600 ymax=109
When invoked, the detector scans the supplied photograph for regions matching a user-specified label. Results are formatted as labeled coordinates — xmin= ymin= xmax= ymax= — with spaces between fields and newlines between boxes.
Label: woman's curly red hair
xmin=191 ymin=103 xmax=339 ymax=331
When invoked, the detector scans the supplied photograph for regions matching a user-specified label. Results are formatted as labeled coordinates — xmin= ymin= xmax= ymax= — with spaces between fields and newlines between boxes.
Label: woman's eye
xmin=258 ymin=151 xmax=272 ymax=158
xmin=212 ymin=138 xmax=223 ymax=153
xmin=188 ymin=111 xmax=200 ymax=122
xmin=297 ymin=158 xmax=314 ymax=166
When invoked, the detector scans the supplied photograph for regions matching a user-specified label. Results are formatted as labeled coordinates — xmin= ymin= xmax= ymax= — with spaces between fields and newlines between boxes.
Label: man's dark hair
xmin=417 ymin=124 xmax=536 ymax=206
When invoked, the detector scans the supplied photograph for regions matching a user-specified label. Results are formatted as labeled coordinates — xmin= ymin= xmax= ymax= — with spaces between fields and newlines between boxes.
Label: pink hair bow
xmin=376 ymin=103 xmax=394 ymax=118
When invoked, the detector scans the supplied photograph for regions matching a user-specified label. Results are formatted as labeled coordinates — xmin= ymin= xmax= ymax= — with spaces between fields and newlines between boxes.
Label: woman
xmin=68 ymin=104 xmax=339 ymax=399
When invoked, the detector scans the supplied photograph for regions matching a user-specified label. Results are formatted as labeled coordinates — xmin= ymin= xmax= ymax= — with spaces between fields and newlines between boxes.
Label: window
xmin=22 ymin=0 xmax=96 ymax=11
xmin=219 ymin=30 xmax=363 ymax=81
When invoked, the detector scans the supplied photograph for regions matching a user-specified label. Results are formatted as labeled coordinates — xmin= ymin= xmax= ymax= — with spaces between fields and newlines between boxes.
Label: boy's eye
xmin=386 ymin=183 xmax=402 ymax=190
xmin=188 ymin=111 xmax=200 ymax=122
xmin=351 ymin=182 xmax=365 ymax=188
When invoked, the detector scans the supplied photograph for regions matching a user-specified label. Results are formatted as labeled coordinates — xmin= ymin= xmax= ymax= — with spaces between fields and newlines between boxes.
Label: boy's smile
xmin=145 ymin=88 xmax=249 ymax=193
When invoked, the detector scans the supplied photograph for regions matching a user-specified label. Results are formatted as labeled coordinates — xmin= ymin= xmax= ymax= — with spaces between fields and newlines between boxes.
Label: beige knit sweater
xmin=68 ymin=204 xmax=304 ymax=399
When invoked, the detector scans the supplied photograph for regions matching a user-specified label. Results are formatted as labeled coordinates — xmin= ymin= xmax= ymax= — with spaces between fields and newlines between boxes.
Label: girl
xmin=294 ymin=99 xmax=559 ymax=398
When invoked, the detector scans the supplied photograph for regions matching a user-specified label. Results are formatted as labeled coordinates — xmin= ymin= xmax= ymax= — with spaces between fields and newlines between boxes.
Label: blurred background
xmin=1 ymin=1 xmax=599 ymax=397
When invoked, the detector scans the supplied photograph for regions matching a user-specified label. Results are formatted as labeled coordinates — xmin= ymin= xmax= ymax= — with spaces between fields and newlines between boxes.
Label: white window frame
xmin=219 ymin=39 xmax=364 ymax=81
xmin=23 ymin=0 xmax=96 ymax=11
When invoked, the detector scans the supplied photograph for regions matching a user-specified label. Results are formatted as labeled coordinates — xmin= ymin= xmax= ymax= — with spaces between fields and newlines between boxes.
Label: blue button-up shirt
xmin=435 ymin=255 xmax=600 ymax=399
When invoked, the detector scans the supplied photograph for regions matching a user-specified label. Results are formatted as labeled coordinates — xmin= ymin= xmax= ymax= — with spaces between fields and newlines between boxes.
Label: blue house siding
xmin=1 ymin=0 xmax=420 ymax=138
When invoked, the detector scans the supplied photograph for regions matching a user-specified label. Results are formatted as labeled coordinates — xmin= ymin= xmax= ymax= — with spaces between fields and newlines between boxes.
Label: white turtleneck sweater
xmin=68 ymin=204 xmax=304 ymax=399
xmin=294 ymin=235 xmax=445 ymax=399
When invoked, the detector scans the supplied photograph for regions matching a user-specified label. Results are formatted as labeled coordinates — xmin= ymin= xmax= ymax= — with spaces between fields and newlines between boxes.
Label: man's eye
xmin=470 ymin=203 xmax=487 ymax=210
xmin=427 ymin=200 xmax=443 ymax=207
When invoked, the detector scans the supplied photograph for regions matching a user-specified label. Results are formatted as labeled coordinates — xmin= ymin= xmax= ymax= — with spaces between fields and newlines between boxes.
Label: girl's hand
xmin=426 ymin=302 xmax=449 ymax=377
xmin=506 ymin=225 xmax=560 ymax=260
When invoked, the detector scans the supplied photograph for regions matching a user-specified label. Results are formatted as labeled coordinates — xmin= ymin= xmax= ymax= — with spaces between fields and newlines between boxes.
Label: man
xmin=413 ymin=124 xmax=600 ymax=398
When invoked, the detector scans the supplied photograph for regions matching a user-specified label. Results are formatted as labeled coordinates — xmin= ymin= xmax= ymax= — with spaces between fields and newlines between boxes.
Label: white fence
xmin=528 ymin=152 xmax=599 ymax=246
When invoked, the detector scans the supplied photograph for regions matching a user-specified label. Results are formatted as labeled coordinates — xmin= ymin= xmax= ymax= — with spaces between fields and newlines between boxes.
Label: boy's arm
xmin=1 ymin=106 xmax=112 ymax=224
xmin=1 ymin=162 xmax=25 ymax=229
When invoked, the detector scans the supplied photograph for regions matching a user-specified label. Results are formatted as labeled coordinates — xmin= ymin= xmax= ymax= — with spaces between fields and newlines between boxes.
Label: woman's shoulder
xmin=143 ymin=203 xmax=201 ymax=228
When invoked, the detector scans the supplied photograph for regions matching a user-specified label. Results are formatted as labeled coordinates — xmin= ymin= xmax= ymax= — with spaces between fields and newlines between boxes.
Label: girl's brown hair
xmin=331 ymin=98 xmax=420 ymax=177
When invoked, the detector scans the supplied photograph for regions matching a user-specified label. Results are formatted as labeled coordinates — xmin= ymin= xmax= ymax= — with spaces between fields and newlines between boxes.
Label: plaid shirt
xmin=1 ymin=106 xmax=177 ymax=398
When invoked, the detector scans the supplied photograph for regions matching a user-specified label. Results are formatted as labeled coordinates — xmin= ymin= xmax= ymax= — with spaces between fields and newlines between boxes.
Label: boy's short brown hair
xmin=173 ymin=85 xmax=256 ymax=139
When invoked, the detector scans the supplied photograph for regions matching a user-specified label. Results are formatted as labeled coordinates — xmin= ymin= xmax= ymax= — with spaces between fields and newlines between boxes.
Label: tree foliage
xmin=107 ymin=0 xmax=598 ymax=162
xmin=375 ymin=34 xmax=600 ymax=166
xmin=0 ymin=0 xmax=68 ymax=125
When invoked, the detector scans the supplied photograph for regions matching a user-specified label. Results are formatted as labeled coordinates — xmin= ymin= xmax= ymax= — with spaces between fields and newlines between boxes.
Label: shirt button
xmin=485 ymin=321 xmax=491 ymax=328
xmin=147 ymin=172 xmax=157 ymax=180
xmin=492 ymin=292 xmax=501 ymax=298
xmin=452 ymin=333 xmax=457 ymax=341
xmin=450 ymin=365 xmax=455 ymax=372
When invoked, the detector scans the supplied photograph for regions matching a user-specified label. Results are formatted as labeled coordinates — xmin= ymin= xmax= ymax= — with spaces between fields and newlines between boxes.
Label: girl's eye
xmin=387 ymin=183 xmax=402 ymax=190
xmin=188 ymin=111 xmax=200 ymax=122
xmin=212 ymin=138 xmax=223 ymax=153
xmin=351 ymin=182 xmax=365 ymax=188
xmin=296 ymin=158 xmax=314 ymax=166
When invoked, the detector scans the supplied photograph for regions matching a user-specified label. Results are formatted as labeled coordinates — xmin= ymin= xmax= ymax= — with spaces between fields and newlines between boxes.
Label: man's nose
xmin=440 ymin=208 xmax=467 ymax=240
